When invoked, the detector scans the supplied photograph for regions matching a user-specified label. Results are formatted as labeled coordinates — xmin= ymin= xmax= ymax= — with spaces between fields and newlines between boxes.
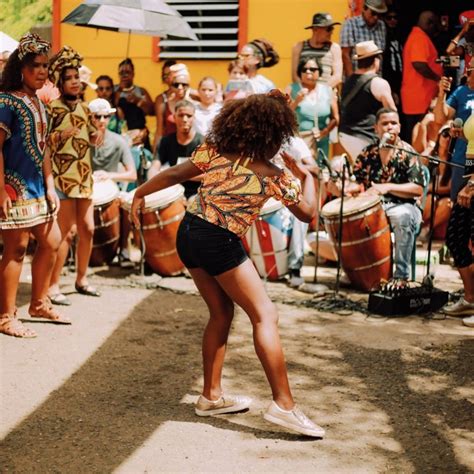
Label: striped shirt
xmin=340 ymin=15 xmax=386 ymax=71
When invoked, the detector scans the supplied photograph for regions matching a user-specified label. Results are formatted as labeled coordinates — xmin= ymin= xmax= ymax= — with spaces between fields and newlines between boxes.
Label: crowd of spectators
xmin=1 ymin=1 xmax=474 ymax=339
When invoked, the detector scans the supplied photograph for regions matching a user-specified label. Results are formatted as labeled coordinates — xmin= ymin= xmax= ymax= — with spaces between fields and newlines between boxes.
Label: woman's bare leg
xmin=0 ymin=228 xmax=30 ymax=315
xmin=75 ymin=198 xmax=94 ymax=287
xmin=29 ymin=220 xmax=61 ymax=303
xmin=48 ymin=199 xmax=76 ymax=294
xmin=216 ymin=260 xmax=294 ymax=410
xmin=188 ymin=267 xmax=235 ymax=400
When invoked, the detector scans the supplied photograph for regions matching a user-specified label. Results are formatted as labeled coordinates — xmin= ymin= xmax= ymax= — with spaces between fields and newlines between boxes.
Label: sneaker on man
xmin=443 ymin=298 xmax=474 ymax=317
xmin=288 ymin=270 xmax=304 ymax=288
xmin=463 ymin=315 xmax=474 ymax=328
xmin=195 ymin=394 xmax=252 ymax=416
xmin=264 ymin=401 xmax=325 ymax=438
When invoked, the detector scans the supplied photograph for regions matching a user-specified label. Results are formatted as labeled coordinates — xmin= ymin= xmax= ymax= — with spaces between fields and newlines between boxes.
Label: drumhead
xmin=92 ymin=179 xmax=120 ymax=206
xmin=321 ymin=195 xmax=381 ymax=218
xmin=122 ymin=184 xmax=185 ymax=211
xmin=260 ymin=198 xmax=283 ymax=216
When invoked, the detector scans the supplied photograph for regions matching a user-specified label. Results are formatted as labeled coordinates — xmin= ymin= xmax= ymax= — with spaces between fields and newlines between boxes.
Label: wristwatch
xmin=467 ymin=179 xmax=474 ymax=188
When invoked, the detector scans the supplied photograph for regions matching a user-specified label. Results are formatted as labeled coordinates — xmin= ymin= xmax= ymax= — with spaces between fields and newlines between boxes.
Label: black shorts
xmin=176 ymin=212 xmax=248 ymax=276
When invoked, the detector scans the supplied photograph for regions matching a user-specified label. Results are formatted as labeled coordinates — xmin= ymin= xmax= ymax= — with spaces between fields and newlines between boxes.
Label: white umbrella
xmin=0 ymin=32 xmax=19 ymax=52
xmin=63 ymin=0 xmax=197 ymax=56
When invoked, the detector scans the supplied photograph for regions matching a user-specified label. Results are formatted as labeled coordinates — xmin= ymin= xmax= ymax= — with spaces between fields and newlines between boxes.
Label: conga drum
xmin=321 ymin=195 xmax=392 ymax=291
xmin=122 ymin=185 xmax=185 ymax=276
xmin=90 ymin=179 xmax=121 ymax=266
xmin=242 ymin=198 xmax=292 ymax=280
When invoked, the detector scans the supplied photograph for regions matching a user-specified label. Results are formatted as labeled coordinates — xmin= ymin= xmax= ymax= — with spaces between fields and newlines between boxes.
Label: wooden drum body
xmin=122 ymin=185 xmax=185 ymax=276
xmin=90 ymin=179 xmax=120 ymax=266
xmin=321 ymin=195 xmax=392 ymax=291
xmin=242 ymin=198 xmax=292 ymax=280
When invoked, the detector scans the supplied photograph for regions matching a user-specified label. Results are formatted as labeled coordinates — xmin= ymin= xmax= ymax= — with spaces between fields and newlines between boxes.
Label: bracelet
xmin=468 ymin=180 xmax=474 ymax=188
xmin=450 ymin=39 xmax=459 ymax=46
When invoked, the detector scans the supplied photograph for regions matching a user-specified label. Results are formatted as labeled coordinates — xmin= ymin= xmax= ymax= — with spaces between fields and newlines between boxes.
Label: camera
xmin=435 ymin=56 xmax=461 ymax=69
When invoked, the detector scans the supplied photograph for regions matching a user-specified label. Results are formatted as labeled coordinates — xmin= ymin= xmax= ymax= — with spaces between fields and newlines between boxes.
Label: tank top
xmin=339 ymin=73 xmax=381 ymax=141
xmin=463 ymin=112 xmax=474 ymax=176
xmin=299 ymin=41 xmax=333 ymax=84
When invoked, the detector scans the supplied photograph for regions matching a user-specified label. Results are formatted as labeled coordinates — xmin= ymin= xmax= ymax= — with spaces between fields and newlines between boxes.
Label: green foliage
xmin=0 ymin=0 xmax=52 ymax=40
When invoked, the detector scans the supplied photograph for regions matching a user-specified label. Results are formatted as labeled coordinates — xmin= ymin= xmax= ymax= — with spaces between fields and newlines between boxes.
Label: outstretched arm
xmin=131 ymin=160 xmax=201 ymax=226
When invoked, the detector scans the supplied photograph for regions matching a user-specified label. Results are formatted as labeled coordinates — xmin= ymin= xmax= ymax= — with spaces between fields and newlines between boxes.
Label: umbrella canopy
xmin=62 ymin=0 xmax=197 ymax=40
xmin=0 ymin=32 xmax=19 ymax=52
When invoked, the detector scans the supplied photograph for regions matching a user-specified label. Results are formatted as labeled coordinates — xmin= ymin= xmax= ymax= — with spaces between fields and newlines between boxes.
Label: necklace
xmin=16 ymin=91 xmax=47 ymax=153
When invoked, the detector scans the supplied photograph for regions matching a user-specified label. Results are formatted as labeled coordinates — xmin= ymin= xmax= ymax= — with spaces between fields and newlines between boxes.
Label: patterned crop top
xmin=187 ymin=144 xmax=302 ymax=237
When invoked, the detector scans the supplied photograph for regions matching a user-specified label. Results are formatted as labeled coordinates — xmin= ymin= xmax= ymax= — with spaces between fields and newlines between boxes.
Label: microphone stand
xmin=334 ymin=161 xmax=347 ymax=297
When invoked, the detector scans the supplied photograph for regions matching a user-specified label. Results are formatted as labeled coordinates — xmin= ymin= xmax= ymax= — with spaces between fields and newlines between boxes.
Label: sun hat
xmin=88 ymin=98 xmax=116 ymax=115
xmin=353 ymin=40 xmax=383 ymax=60
xmin=79 ymin=65 xmax=98 ymax=91
xmin=365 ymin=0 xmax=388 ymax=14
xmin=305 ymin=13 xmax=341 ymax=29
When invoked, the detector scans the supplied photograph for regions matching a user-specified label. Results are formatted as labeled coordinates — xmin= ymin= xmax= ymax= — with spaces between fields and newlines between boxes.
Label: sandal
xmin=29 ymin=298 xmax=72 ymax=325
xmin=75 ymin=283 xmax=101 ymax=297
xmin=49 ymin=293 xmax=72 ymax=306
xmin=0 ymin=314 xmax=37 ymax=338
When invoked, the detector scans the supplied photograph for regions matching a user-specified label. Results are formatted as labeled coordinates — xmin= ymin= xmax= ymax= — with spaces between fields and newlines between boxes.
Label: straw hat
xmin=353 ymin=40 xmax=383 ymax=60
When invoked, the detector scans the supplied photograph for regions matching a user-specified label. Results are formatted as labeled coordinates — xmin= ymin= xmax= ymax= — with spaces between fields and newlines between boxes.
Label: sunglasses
xmin=326 ymin=26 xmax=334 ymax=32
xmin=93 ymin=114 xmax=111 ymax=120
xmin=172 ymin=82 xmax=189 ymax=88
xmin=302 ymin=67 xmax=319 ymax=73
xmin=97 ymin=86 xmax=112 ymax=91
xmin=386 ymin=15 xmax=398 ymax=20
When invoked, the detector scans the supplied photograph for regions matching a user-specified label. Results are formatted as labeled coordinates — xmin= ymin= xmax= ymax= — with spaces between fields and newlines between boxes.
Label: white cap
xmin=79 ymin=65 xmax=98 ymax=90
xmin=89 ymin=98 xmax=116 ymax=115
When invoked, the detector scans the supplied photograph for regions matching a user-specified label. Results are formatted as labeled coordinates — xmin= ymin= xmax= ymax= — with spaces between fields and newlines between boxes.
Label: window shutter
xmin=158 ymin=0 xmax=241 ymax=59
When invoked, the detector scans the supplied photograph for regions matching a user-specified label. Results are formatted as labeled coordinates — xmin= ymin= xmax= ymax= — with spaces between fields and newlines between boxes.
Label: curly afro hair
xmin=206 ymin=92 xmax=297 ymax=161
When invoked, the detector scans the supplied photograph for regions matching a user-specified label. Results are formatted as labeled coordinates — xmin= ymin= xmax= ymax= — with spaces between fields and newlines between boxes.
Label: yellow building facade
xmin=56 ymin=0 xmax=348 ymax=135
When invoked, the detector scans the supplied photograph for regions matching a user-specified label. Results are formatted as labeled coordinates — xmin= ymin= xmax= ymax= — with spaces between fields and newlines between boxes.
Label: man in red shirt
xmin=401 ymin=11 xmax=443 ymax=142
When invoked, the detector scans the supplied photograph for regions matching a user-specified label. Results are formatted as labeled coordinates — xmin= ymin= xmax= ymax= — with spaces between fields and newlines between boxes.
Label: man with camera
xmin=401 ymin=11 xmax=443 ymax=142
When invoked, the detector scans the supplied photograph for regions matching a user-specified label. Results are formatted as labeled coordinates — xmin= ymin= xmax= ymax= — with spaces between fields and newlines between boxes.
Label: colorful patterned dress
xmin=0 ymin=91 xmax=53 ymax=229
xmin=48 ymin=99 xmax=95 ymax=198
xmin=187 ymin=144 xmax=302 ymax=237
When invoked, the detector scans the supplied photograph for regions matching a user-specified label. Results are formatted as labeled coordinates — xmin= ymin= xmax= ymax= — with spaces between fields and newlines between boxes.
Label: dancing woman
xmin=131 ymin=92 xmax=325 ymax=437
xmin=0 ymin=34 xmax=70 ymax=338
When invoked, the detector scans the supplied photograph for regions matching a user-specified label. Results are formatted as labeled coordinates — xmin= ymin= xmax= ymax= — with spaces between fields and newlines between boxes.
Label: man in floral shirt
xmin=349 ymin=108 xmax=425 ymax=283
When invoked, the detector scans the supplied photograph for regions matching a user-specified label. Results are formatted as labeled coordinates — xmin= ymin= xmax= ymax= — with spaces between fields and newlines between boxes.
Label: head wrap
xmin=48 ymin=45 xmax=82 ymax=86
xmin=17 ymin=33 xmax=50 ymax=61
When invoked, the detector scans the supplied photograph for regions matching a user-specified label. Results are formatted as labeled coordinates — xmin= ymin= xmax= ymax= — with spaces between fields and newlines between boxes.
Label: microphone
xmin=317 ymin=148 xmax=338 ymax=179
xmin=341 ymin=153 xmax=356 ymax=182
xmin=379 ymin=132 xmax=394 ymax=149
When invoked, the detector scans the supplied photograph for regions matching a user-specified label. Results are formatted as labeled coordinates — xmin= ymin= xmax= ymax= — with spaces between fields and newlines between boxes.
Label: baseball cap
xmin=89 ymin=98 xmax=116 ymax=115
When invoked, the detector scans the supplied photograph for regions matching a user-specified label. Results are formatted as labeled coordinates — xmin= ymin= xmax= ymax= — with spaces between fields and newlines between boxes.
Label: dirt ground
xmin=1 ymin=257 xmax=473 ymax=473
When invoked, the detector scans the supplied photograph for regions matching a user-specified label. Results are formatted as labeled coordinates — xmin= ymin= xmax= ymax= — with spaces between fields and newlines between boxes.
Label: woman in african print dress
xmin=46 ymin=46 xmax=102 ymax=306
xmin=0 ymin=34 xmax=70 ymax=338
xmin=130 ymin=93 xmax=326 ymax=438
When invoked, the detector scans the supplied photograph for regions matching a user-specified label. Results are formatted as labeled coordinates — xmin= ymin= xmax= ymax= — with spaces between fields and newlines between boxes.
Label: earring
xmin=21 ymin=73 xmax=24 ymax=83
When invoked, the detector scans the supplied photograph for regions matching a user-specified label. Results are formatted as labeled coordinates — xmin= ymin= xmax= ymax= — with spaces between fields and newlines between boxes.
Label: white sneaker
xmin=288 ymin=275 xmax=305 ymax=288
xmin=195 ymin=394 xmax=252 ymax=416
xmin=264 ymin=401 xmax=325 ymax=438
xmin=443 ymin=298 xmax=474 ymax=316
xmin=463 ymin=315 xmax=474 ymax=328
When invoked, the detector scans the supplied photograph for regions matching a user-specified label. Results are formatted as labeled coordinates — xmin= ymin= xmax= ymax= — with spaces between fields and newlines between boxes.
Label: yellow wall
xmin=60 ymin=0 xmax=347 ymax=129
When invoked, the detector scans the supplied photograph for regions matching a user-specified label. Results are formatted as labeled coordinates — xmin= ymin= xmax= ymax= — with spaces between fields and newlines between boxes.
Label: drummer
xmin=329 ymin=107 xmax=425 ymax=286
xmin=148 ymin=99 xmax=203 ymax=200
xmin=89 ymin=98 xmax=137 ymax=185
xmin=89 ymin=98 xmax=137 ymax=267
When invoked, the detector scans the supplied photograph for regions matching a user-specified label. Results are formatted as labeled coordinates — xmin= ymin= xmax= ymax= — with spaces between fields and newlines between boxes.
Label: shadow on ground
xmin=1 ymin=290 xmax=473 ymax=472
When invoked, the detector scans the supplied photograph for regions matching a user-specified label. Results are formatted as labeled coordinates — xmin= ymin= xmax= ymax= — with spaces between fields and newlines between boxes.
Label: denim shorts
xmin=176 ymin=212 xmax=248 ymax=276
